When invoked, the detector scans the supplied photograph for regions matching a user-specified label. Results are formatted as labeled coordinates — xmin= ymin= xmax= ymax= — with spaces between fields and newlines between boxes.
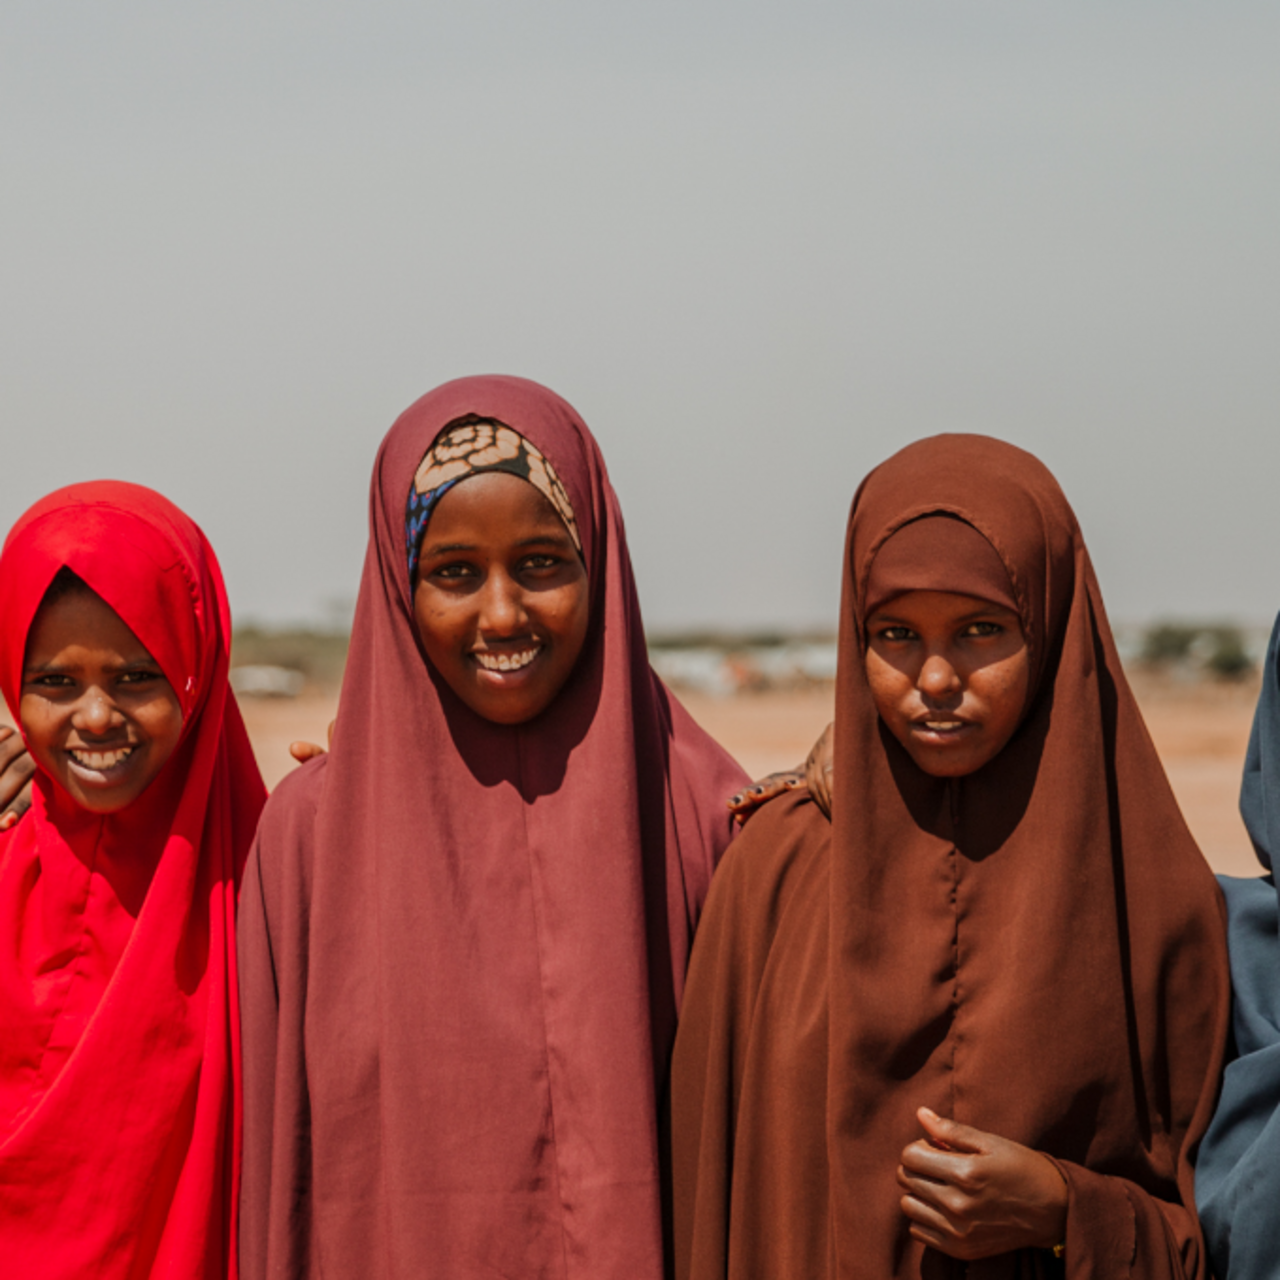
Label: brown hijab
xmin=671 ymin=434 xmax=1229 ymax=1280
xmin=238 ymin=376 xmax=747 ymax=1280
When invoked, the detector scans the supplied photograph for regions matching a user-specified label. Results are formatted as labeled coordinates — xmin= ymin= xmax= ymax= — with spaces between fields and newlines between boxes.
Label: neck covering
xmin=237 ymin=374 xmax=747 ymax=1280
xmin=1196 ymin=611 xmax=1280 ymax=1278
xmin=672 ymin=433 xmax=1228 ymax=1280
xmin=0 ymin=481 xmax=267 ymax=1278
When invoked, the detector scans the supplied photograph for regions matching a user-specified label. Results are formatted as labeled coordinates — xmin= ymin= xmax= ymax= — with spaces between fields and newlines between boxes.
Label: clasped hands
xmin=898 ymin=1107 xmax=1068 ymax=1261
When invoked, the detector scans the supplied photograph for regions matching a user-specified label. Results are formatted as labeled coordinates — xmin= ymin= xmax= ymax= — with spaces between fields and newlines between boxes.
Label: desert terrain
xmin=240 ymin=671 xmax=1264 ymax=879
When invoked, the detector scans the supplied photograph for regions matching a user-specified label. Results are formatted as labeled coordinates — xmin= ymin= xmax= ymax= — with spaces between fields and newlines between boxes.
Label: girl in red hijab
xmin=238 ymin=376 xmax=748 ymax=1279
xmin=671 ymin=435 xmax=1229 ymax=1280
xmin=0 ymin=482 xmax=267 ymax=1277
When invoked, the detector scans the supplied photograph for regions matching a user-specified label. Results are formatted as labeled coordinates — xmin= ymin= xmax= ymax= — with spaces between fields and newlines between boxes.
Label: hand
xmin=727 ymin=770 xmax=806 ymax=822
xmin=803 ymin=721 xmax=833 ymax=819
xmin=0 ymin=725 xmax=36 ymax=831
xmin=289 ymin=719 xmax=336 ymax=765
xmin=897 ymin=1107 xmax=1067 ymax=1260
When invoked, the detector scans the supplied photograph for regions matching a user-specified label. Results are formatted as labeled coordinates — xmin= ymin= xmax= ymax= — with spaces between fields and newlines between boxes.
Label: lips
xmin=909 ymin=716 xmax=976 ymax=743
xmin=472 ymin=645 xmax=543 ymax=674
xmin=66 ymin=744 xmax=140 ymax=783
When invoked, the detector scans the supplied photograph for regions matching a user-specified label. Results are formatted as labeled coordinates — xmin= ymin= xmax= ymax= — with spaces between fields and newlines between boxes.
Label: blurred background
xmin=3 ymin=2 xmax=1278 ymax=868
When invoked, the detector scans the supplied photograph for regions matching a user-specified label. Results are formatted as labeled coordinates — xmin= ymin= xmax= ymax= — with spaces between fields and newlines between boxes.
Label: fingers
xmin=0 ymin=727 xmax=37 ymax=818
xmin=900 ymin=1191 xmax=977 ymax=1259
xmin=899 ymin=1140 xmax=972 ymax=1185
xmin=326 ymin=719 xmax=336 ymax=748
xmin=917 ymin=1107 xmax=985 ymax=1154
xmin=727 ymin=772 xmax=804 ymax=818
xmin=289 ymin=741 xmax=326 ymax=764
xmin=900 ymin=1190 xmax=961 ymax=1238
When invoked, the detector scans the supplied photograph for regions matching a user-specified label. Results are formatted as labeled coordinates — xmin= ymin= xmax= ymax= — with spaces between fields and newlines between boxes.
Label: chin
xmin=910 ymin=750 xmax=988 ymax=779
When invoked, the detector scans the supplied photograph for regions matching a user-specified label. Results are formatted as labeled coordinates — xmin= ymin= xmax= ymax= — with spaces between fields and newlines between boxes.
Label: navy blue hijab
xmin=1197 ymin=612 xmax=1280 ymax=1278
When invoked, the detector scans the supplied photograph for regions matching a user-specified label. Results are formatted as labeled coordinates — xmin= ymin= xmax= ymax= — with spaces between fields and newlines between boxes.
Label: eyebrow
xmin=419 ymin=532 xmax=576 ymax=558
xmin=23 ymin=657 xmax=161 ymax=675
xmin=869 ymin=605 xmax=1017 ymax=626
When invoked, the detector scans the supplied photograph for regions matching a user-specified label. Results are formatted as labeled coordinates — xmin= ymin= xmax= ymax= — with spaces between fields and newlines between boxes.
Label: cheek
xmin=551 ymin=582 xmax=591 ymax=669
xmin=135 ymin=691 xmax=186 ymax=758
xmin=864 ymin=650 xmax=911 ymax=726
xmin=412 ymin=589 xmax=469 ymax=660
xmin=980 ymin=654 xmax=1032 ymax=739
xmin=17 ymin=696 xmax=58 ymax=755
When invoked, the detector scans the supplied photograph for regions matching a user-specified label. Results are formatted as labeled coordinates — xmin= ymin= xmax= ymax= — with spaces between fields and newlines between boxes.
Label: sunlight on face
xmin=413 ymin=471 xmax=590 ymax=725
xmin=864 ymin=590 xmax=1030 ymax=778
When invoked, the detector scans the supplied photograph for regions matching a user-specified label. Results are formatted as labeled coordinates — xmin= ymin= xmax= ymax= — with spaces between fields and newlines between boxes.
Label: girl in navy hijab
xmin=1196 ymin=613 xmax=1280 ymax=1279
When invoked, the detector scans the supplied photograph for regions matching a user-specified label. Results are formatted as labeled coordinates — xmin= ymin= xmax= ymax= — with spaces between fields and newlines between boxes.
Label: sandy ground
xmin=240 ymin=671 xmax=1264 ymax=879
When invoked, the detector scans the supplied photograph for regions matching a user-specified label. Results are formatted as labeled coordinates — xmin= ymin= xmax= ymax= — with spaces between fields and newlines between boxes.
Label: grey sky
xmin=3 ymin=1 xmax=1278 ymax=632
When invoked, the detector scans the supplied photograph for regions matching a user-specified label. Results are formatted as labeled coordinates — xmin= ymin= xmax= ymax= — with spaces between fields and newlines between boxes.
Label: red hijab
xmin=238 ymin=375 xmax=748 ymax=1280
xmin=0 ymin=482 xmax=267 ymax=1277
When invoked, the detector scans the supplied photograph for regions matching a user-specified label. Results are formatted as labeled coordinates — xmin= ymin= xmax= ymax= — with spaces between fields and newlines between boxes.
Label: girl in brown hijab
xmin=671 ymin=434 xmax=1229 ymax=1279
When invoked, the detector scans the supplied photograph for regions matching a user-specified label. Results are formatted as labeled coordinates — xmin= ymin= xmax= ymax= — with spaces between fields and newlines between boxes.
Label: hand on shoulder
xmin=0 ymin=725 xmax=35 ymax=831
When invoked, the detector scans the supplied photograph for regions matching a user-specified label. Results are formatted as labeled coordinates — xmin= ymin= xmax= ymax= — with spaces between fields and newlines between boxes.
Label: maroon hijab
xmin=672 ymin=434 xmax=1228 ymax=1280
xmin=238 ymin=376 xmax=746 ymax=1280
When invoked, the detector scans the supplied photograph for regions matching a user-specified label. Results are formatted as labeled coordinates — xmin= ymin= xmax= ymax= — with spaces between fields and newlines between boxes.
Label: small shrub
xmin=1204 ymin=628 xmax=1253 ymax=681
xmin=1140 ymin=624 xmax=1199 ymax=666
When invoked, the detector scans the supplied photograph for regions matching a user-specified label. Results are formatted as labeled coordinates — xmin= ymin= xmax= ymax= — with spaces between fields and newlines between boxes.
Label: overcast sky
xmin=3 ymin=1 xmax=1278 ymax=632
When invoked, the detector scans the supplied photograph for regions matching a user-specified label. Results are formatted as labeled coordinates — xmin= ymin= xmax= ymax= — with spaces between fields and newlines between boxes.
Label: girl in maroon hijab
xmin=671 ymin=435 xmax=1229 ymax=1280
xmin=238 ymin=376 xmax=747 ymax=1279
xmin=0 ymin=482 xmax=267 ymax=1277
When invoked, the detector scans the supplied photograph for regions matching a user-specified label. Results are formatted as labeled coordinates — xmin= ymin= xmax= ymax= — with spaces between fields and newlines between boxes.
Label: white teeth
xmin=924 ymin=721 xmax=963 ymax=731
xmin=69 ymin=747 xmax=135 ymax=770
xmin=474 ymin=647 xmax=541 ymax=673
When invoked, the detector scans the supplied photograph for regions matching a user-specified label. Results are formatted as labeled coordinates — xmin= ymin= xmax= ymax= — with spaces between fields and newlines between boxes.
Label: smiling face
xmin=20 ymin=585 xmax=185 ymax=813
xmin=413 ymin=470 xmax=590 ymax=725
xmin=864 ymin=590 xmax=1031 ymax=778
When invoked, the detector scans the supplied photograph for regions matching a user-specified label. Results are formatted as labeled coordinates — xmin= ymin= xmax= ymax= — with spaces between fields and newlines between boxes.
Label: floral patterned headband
xmin=405 ymin=418 xmax=582 ymax=579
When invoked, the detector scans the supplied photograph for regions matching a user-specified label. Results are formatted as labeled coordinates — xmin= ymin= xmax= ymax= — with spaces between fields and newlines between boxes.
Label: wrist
xmin=1037 ymin=1152 xmax=1069 ymax=1251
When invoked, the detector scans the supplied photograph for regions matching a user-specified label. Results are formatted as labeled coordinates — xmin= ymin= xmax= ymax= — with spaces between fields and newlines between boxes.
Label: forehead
xmin=25 ymin=588 xmax=152 ymax=658
xmin=420 ymin=472 xmax=574 ymax=544
xmin=867 ymin=590 xmax=1023 ymax=626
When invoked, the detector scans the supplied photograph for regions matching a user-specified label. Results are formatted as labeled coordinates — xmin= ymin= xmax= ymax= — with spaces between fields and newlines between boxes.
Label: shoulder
xmin=259 ymin=753 xmax=327 ymax=836
xmin=701 ymin=790 xmax=831 ymax=948
xmin=1217 ymin=873 xmax=1280 ymax=1053
xmin=246 ymin=755 xmax=328 ymax=908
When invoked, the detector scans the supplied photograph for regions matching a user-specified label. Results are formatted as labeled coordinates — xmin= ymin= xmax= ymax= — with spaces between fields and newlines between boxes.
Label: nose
xmin=917 ymin=653 xmax=962 ymax=700
xmin=73 ymin=687 xmax=124 ymax=737
xmin=478 ymin=572 xmax=529 ymax=637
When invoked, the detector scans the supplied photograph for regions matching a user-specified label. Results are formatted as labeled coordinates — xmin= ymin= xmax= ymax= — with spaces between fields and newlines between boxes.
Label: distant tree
xmin=1140 ymin=623 xmax=1199 ymax=666
xmin=1139 ymin=621 xmax=1255 ymax=681
xmin=1204 ymin=627 xmax=1253 ymax=680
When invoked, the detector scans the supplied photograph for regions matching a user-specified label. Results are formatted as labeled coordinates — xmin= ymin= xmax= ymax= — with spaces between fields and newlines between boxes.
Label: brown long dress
xmin=671 ymin=433 xmax=1229 ymax=1280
